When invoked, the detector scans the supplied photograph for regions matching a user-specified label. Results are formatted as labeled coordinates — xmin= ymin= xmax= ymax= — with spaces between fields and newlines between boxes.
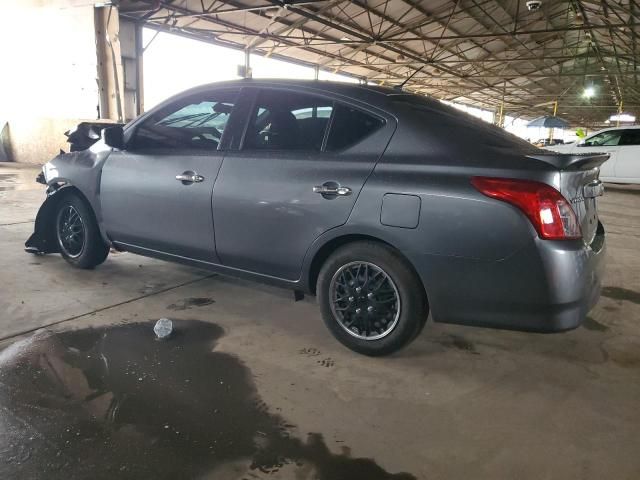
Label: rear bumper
xmin=417 ymin=223 xmax=606 ymax=332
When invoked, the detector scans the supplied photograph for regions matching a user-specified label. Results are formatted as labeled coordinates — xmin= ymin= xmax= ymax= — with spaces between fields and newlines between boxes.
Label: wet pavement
xmin=0 ymin=320 xmax=414 ymax=480
xmin=0 ymin=170 xmax=40 ymax=192
xmin=2 ymin=164 xmax=640 ymax=479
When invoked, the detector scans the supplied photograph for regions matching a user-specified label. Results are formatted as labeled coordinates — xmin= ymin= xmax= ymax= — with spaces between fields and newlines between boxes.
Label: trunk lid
xmin=527 ymin=153 xmax=608 ymax=245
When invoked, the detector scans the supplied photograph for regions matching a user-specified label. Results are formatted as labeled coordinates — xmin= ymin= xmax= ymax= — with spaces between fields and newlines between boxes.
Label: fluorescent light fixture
xmin=583 ymin=87 xmax=595 ymax=98
xmin=609 ymin=113 xmax=636 ymax=122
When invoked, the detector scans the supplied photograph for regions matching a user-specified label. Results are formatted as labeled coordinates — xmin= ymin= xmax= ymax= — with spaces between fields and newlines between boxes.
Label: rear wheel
xmin=317 ymin=241 xmax=428 ymax=356
xmin=55 ymin=193 xmax=109 ymax=269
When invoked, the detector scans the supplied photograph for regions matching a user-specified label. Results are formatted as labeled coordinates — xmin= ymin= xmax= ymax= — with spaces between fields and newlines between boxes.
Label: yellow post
xmin=617 ymin=101 xmax=623 ymax=127
xmin=497 ymin=102 xmax=504 ymax=127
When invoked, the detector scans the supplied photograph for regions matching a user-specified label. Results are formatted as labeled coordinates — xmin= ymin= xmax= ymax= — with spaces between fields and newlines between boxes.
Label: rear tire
xmin=317 ymin=241 xmax=428 ymax=356
xmin=55 ymin=193 xmax=109 ymax=269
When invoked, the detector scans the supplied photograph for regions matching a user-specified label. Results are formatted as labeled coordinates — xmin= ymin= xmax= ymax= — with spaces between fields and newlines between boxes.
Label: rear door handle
xmin=176 ymin=172 xmax=204 ymax=184
xmin=313 ymin=182 xmax=352 ymax=196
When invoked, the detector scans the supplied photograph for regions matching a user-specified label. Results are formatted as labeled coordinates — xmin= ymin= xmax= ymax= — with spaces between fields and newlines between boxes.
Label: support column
xmin=135 ymin=22 xmax=145 ymax=116
xmin=496 ymin=102 xmax=505 ymax=128
xmin=616 ymin=100 xmax=623 ymax=127
xmin=95 ymin=6 xmax=125 ymax=121
xmin=244 ymin=49 xmax=252 ymax=79
xmin=549 ymin=100 xmax=558 ymax=141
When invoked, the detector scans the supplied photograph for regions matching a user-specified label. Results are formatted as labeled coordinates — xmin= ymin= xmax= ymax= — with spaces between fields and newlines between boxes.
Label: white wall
xmin=0 ymin=0 xmax=101 ymax=163
xmin=0 ymin=1 xmax=99 ymax=120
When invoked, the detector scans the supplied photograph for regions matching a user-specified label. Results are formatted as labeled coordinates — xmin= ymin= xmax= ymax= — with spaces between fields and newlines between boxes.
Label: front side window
xmin=582 ymin=130 xmax=623 ymax=147
xmin=133 ymin=90 xmax=237 ymax=151
xmin=244 ymin=90 xmax=333 ymax=151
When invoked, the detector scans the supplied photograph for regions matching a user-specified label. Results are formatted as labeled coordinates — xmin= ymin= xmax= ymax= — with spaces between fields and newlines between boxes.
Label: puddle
xmin=602 ymin=336 xmax=640 ymax=368
xmin=601 ymin=286 xmax=640 ymax=305
xmin=0 ymin=173 xmax=17 ymax=191
xmin=583 ymin=316 xmax=610 ymax=332
xmin=0 ymin=171 xmax=41 ymax=192
xmin=166 ymin=297 xmax=215 ymax=311
xmin=0 ymin=320 xmax=414 ymax=479
xmin=604 ymin=185 xmax=640 ymax=197
xmin=435 ymin=334 xmax=479 ymax=354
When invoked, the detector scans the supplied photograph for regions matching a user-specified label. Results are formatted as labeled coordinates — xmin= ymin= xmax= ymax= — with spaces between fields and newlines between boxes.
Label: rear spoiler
xmin=526 ymin=153 xmax=609 ymax=171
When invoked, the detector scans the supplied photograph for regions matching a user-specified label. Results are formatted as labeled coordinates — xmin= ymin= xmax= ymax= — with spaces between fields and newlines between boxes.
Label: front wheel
xmin=55 ymin=193 xmax=109 ymax=269
xmin=317 ymin=241 xmax=428 ymax=356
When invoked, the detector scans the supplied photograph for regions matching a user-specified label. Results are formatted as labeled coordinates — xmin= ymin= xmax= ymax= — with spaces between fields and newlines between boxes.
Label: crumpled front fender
xmin=24 ymin=187 xmax=70 ymax=254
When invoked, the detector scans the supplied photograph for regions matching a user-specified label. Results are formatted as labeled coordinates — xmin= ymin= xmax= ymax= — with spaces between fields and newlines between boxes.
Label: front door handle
xmin=313 ymin=183 xmax=352 ymax=196
xmin=176 ymin=172 xmax=204 ymax=184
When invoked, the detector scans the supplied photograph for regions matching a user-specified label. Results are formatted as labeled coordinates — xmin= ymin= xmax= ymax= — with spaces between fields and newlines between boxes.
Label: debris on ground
xmin=153 ymin=318 xmax=173 ymax=339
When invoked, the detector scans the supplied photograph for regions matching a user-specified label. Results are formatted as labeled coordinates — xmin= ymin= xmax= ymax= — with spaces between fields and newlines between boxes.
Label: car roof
xmin=169 ymin=78 xmax=414 ymax=109
xmin=589 ymin=125 xmax=640 ymax=135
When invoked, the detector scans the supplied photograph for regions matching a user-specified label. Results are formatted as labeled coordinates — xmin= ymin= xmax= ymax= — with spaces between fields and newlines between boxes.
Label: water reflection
xmin=0 ymin=320 xmax=414 ymax=479
xmin=0 ymin=171 xmax=41 ymax=192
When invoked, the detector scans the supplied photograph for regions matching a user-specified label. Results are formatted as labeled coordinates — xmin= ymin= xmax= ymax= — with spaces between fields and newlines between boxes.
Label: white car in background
xmin=544 ymin=126 xmax=640 ymax=184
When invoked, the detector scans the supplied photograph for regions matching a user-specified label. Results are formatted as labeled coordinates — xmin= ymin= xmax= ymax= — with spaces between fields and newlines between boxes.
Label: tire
xmin=55 ymin=193 xmax=109 ymax=269
xmin=317 ymin=241 xmax=428 ymax=356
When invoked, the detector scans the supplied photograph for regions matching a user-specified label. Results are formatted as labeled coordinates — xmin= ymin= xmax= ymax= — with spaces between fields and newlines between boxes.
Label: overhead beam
xmin=382 ymin=22 xmax=638 ymax=41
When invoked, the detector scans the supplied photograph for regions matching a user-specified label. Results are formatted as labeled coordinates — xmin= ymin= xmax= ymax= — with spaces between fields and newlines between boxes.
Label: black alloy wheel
xmin=329 ymin=261 xmax=401 ymax=341
xmin=318 ymin=241 xmax=428 ymax=356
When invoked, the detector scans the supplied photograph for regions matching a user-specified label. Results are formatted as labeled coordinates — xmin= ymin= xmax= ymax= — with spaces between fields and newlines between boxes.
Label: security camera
xmin=526 ymin=1 xmax=542 ymax=11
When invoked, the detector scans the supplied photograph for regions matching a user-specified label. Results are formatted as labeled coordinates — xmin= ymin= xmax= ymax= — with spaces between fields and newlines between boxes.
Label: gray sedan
xmin=26 ymin=80 xmax=606 ymax=355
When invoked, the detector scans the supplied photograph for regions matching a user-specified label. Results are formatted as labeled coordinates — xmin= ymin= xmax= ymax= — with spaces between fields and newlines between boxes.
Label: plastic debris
xmin=154 ymin=318 xmax=173 ymax=339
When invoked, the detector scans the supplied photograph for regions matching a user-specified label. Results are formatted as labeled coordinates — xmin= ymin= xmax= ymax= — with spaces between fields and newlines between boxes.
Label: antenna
xmin=394 ymin=65 xmax=425 ymax=91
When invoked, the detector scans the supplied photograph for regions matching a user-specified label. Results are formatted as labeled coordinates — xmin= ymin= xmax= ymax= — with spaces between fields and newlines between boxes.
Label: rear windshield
xmin=390 ymin=93 xmax=539 ymax=153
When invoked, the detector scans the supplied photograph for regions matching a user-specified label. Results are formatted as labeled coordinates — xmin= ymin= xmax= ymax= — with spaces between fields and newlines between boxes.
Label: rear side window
xmin=620 ymin=129 xmax=640 ymax=146
xmin=244 ymin=90 xmax=333 ymax=151
xmin=325 ymin=104 xmax=384 ymax=151
xmin=133 ymin=90 xmax=237 ymax=151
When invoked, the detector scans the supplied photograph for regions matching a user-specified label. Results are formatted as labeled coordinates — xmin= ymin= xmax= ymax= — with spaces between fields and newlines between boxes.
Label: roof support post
xmin=135 ymin=21 xmax=145 ymax=116
xmin=617 ymin=100 xmax=623 ymax=127
xmin=244 ymin=48 xmax=252 ymax=79
xmin=95 ymin=5 xmax=125 ymax=122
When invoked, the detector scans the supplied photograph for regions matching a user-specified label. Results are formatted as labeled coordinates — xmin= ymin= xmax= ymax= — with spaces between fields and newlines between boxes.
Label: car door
xmin=615 ymin=129 xmax=640 ymax=181
xmin=575 ymin=129 xmax=623 ymax=180
xmin=212 ymin=87 xmax=395 ymax=280
xmin=100 ymin=88 xmax=240 ymax=263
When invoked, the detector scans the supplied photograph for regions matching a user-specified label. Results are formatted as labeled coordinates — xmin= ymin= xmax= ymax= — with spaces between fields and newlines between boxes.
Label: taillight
xmin=471 ymin=176 xmax=582 ymax=240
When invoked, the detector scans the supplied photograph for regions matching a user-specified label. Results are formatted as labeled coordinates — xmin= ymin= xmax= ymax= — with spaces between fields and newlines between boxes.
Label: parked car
xmin=26 ymin=80 xmax=606 ymax=355
xmin=532 ymin=138 xmax=564 ymax=147
xmin=544 ymin=126 xmax=640 ymax=184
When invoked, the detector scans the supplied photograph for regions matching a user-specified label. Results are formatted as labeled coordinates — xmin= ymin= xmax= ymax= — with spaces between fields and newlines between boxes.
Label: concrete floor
xmin=1 ymin=162 xmax=639 ymax=479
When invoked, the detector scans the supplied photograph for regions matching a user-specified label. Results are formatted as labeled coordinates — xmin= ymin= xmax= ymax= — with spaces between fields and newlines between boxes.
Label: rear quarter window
xmin=325 ymin=105 xmax=385 ymax=152
xmin=391 ymin=93 xmax=538 ymax=153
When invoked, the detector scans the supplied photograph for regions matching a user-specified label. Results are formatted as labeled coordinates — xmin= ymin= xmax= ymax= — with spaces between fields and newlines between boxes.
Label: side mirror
xmin=102 ymin=125 xmax=125 ymax=150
